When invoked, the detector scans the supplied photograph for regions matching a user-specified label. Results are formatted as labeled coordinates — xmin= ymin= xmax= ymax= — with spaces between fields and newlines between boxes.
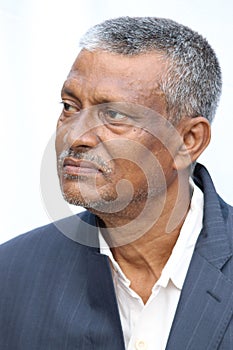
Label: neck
xmin=98 ymin=171 xmax=192 ymax=303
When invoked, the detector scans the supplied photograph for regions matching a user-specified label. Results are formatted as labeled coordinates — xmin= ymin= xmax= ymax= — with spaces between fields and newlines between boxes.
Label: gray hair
xmin=79 ymin=17 xmax=222 ymax=124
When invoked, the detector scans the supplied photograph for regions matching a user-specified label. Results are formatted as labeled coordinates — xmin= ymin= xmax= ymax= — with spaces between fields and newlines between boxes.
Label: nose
xmin=59 ymin=109 xmax=103 ymax=152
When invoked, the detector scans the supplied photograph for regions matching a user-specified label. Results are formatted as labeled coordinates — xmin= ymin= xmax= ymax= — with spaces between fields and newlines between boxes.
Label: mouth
xmin=62 ymin=157 xmax=104 ymax=178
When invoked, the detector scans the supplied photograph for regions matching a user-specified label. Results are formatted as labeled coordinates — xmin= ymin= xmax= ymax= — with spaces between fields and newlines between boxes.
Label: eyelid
xmin=109 ymin=110 xmax=127 ymax=119
xmin=61 ymin=98 xmax=79 ymax=106
xmin=61 ymin=99 xmax=81 ymax=113
xmin=104 ymin=108 xmax=130 ymax=120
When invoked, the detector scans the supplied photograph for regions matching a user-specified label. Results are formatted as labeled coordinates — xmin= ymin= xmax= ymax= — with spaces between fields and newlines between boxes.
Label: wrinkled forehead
xmin=70 ymin=49 xmax=167 ymax=85
xmin=65 ymin=49 xmax=168 ymax=113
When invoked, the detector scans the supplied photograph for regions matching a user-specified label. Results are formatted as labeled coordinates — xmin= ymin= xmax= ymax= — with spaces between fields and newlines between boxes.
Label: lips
xmin=63 ymin=157 xmax=102 ymax=176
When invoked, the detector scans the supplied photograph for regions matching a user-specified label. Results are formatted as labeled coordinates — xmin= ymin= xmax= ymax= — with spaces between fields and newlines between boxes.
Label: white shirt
xmin=99 ymin=182 xmax=204 ymax=350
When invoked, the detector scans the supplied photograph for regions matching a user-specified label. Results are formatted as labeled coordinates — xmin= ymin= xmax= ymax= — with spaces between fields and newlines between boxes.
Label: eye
xmin=108 ymin=110 xmax=126 ymax=119
xmin=100 ymin=109 xmax=128 ymax=121
xmin=61 ymin=101 xmax=80 ymax=114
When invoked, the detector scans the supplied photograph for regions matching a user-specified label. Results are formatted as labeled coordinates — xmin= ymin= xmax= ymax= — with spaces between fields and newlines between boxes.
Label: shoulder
xmin=0 ymin=211 xmax=100 ymax=311
xmin=222 ymin=199 xmax=233 ymax=240
xmin=217 ymin=194 xmax=233 ymax=229
xmin=194 ymin=163 xmax=233 ymax=223
xmin=0 ymin=211 xmax=98 ymax=270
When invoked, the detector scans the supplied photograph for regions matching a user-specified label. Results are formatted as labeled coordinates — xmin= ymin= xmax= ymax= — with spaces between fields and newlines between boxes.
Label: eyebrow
xmin=61 ymin=83 xmax=119 ymax=107
xmin=61 ymin=86 xmax=78 ymax=99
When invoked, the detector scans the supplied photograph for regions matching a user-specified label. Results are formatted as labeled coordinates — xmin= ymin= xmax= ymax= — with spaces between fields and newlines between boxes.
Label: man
xmin=0 ymin=16 xmax=232 ymax=350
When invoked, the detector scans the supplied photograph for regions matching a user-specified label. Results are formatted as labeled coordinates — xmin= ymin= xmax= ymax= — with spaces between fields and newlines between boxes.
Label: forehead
xmin=64 ymin=49 xmax=167 ymax=110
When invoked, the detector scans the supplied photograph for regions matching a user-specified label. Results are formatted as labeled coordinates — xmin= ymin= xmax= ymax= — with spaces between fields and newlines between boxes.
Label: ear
xmin=173 ymin=116 xmax=211 ymax=170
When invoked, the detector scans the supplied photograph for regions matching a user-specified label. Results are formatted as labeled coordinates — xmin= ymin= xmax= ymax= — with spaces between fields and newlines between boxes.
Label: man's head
xmin=55 ymin=17 xmax=221 ymax=222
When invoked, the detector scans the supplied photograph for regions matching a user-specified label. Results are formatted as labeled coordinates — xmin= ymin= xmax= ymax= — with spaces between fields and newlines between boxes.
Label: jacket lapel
xmin=64 ymin=211 xmax=125 ymax=349
xmin=87 ymin=248 xmax=125 ymax=350
xmin=166 ymin=252 xmax=233 ymax=349
xmin=53 ymin=212 xmax=125 ymax=349
xmin=166 ymin=164 xmax=233 ymax=349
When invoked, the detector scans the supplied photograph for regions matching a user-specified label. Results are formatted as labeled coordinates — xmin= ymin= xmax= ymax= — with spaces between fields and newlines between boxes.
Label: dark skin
xmin=56 ymin=49 xmax=211 ymax=303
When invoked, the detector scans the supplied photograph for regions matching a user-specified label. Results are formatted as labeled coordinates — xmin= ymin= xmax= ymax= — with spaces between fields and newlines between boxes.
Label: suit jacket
xmin=0 ymin=163 xmax=233 ymax=349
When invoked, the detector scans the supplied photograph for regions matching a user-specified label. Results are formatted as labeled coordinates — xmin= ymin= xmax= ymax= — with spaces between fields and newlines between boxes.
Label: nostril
xmin=69 ymin=145 xmax=92 ymax=153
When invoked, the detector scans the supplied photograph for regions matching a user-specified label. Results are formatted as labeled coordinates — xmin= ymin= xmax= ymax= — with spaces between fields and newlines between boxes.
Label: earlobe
xmin=173 ymin=116 xmax=211 ymax=170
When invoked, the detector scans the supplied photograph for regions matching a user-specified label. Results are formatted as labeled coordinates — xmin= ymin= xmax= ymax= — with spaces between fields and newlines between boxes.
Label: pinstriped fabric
xmin=166 ymin=255 xmax=233 ymax=349
xmin=0 ymin=216 xmax=125 ymax=349
xmin=166 ymin=163 xmax=233 ymax=349
xmin=194 ymin=165 xmax=232 ymax=268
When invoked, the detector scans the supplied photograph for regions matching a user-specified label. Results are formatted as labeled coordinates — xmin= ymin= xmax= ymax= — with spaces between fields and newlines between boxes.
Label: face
xmin=55 ymin=49 xmax=179 ymax=218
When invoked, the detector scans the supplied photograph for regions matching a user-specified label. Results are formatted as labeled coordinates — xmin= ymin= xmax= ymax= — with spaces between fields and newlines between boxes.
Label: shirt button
xmin=135 ymin=339 xmax=148 ymax=350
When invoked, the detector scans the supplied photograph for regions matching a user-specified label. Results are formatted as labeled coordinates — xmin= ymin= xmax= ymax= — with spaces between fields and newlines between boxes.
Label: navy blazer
xmin=0 ymin=163 xmax=233 ymax=349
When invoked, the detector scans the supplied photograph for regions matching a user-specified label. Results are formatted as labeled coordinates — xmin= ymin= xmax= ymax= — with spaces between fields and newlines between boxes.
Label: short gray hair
xmin=80 ymin=16 xmax=222 ymax=124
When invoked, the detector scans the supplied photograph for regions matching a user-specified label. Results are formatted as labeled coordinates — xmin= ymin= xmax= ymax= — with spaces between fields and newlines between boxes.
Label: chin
xmin=60 ymin=183 xmax=118 ymax=210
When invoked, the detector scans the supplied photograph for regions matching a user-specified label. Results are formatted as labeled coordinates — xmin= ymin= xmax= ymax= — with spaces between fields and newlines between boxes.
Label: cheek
xmin=114 ymin=159 xmax=147 ymax=182
xmin=136 ymin=135 xmax=176 ymax=186
xmin=140 ymin=132 xmax=174 ymax=165
xmin=110 ymin=158 xmax=150 ymax=199
xmin=55 ymin=133 xmax=61 ymax=156
xmin=55 ymin=124 xmax=70 ymax=157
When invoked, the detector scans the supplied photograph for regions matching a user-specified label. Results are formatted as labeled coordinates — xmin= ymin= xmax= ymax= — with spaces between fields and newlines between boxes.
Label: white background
xmin=1 ymin=0 xmax=233 ymax=243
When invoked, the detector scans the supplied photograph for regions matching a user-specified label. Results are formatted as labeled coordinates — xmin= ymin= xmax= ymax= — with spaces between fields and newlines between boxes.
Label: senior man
xmin=0 ymin=17 xmax=233 ymax=350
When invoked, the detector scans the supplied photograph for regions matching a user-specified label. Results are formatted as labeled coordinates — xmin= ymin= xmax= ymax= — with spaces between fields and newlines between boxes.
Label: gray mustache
xmin=58 ymin=150 xmax=112 ymax=174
